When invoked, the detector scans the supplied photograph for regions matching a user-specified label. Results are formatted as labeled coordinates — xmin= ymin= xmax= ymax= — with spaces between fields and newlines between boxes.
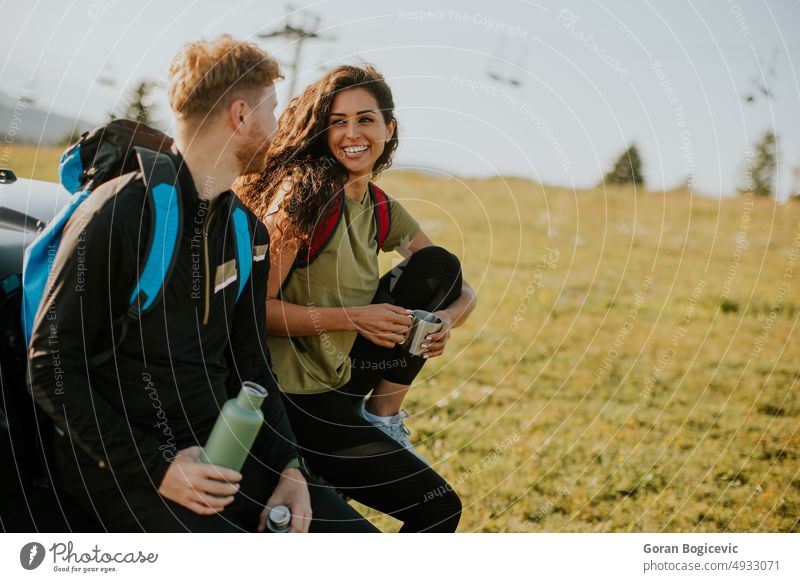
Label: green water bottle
xmin=201 ymin=381 xmax=268 ymax=471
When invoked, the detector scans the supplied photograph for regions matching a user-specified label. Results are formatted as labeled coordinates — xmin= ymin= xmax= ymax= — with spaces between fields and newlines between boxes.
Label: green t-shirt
xmin=268 ymin=187 xmax=420 ymax=394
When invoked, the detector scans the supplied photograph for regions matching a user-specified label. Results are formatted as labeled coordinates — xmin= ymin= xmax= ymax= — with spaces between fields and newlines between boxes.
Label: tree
xmin=740 ymin=130 xmax=778 ymax=197
xmin=109 ymin=80 xmax=159 ymax=126
xmin=603 ymin=144 xmax=644 ymax=187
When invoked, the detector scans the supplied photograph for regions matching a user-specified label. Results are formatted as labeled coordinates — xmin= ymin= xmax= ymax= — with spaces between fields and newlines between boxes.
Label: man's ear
xmin=229 ymin=99 xmax=248 ymax=132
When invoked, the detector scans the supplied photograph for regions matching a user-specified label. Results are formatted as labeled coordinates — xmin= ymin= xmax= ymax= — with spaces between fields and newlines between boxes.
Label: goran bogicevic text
xmin=644 ymin=543 xmax=739 ymax=557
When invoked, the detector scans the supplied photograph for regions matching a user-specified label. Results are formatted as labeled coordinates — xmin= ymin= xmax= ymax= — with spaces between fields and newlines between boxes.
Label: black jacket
xmin=27 ymin=153 xmax=299 ymax=490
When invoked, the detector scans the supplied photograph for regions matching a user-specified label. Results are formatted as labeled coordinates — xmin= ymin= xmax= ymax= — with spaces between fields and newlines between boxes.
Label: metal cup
xmin=400 ymin=310 xmax=443 ymax=356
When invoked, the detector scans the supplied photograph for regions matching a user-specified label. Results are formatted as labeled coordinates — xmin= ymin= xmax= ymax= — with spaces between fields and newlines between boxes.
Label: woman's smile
xmin=341 ymin=143 xmax=370 ymax=157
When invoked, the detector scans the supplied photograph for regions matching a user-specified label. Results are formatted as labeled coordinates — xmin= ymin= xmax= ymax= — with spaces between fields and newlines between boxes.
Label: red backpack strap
xmin=294 ymin=190 xmax=345 ymax=268
xmin=368 ymin=182 xmax=392 ymax=252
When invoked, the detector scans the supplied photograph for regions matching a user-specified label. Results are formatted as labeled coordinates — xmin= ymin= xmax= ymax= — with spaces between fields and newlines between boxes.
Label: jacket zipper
xmin=202 ymin=201 xmax=217 ymax=325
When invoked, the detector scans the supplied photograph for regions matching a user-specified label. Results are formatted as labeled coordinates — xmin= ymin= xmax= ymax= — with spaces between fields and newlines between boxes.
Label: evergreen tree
xmin=740 ymin=130 xmax=778 ymax=197
xmin=109 ymin=80 xmax=158 ymax=126
xmin=603 ymin=144 xmax=644 ymax=187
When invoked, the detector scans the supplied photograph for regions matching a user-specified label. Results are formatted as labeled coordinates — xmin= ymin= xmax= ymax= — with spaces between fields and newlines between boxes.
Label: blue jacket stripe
xmin=232 ymin=207 xmax=251 ymax=300
xmin=129 ymin=183 xmax=180 ymax=311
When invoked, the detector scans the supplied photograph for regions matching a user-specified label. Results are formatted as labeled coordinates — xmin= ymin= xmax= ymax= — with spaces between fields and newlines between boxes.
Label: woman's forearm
xmin=266 ymin=298 xmax=357 ymax=337
xmin=439 ymin=280 xmax=477 ymax=329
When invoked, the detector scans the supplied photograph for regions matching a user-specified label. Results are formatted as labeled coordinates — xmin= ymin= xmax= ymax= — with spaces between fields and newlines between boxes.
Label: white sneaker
xmin=357 ymin=399 xmax=429 ymax=465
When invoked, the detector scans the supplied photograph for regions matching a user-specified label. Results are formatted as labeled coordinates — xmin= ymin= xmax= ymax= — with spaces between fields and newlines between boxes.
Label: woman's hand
xmin=157 ymin=446 xmax=242 ymax=515
xmin=350 ymin=303 xmax=413 ymax=348
xmin=422 ymin=311 xmax=454 ymax=359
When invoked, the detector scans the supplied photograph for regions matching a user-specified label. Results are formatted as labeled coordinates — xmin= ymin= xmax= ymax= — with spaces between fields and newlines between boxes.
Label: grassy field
xmin=8 ymin=145 xmax=799 ymax=532
xmin=1 ymin=144 xmax=62 ymax=183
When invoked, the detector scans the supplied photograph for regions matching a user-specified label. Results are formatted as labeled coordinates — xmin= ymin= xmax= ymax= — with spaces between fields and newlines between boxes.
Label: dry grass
xmin=1 ymin=144 xmax=62 ymax=182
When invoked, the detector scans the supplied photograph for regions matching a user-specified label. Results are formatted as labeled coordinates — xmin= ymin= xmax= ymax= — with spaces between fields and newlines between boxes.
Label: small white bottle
xmin=267 ymin=505 xmax=292 ymax=533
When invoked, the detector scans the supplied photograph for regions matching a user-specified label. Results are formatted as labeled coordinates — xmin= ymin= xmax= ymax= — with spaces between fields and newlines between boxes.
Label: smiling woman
xmin=235 ymin=64 xmax=477 ymax=532
xmin=236 ymin=65 xmax=399 ymax=249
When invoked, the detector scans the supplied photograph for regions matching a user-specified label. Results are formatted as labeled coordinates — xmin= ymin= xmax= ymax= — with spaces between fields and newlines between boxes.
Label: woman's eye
xmin=359 ymin=117 xmax=374 ymax=123
xmin=330 ymin=119 xmax=345 ymax=126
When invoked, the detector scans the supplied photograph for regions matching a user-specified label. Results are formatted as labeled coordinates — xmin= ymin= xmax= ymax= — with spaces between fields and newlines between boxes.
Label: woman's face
xmin=326 ymin=88 xmax=395 ymax=179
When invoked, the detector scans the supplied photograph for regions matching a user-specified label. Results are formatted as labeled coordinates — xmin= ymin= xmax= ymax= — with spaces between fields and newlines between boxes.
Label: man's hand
xmin=158 ymin=446 xmax=242 ymax=515
xmin=258 ymin=467 xmax=312 ymax=533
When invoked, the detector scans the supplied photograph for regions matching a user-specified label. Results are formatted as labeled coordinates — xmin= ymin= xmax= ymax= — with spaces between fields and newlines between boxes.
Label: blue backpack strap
xmin=21 ymin=189 xmax=91 ymax=344
xmin=230 ymin=199 xmax=252 ymax=301
xmin=127 ymin=147 xmax=182 ymax=316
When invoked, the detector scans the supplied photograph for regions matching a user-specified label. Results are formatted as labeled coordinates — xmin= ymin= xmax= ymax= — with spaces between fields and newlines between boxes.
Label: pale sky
xmin=2 ymin=0 xmax=799 ymax=198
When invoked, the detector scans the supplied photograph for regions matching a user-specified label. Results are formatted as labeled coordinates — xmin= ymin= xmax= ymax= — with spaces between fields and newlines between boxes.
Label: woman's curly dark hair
xmin=235 ymin=64 xmax=398 ymax=251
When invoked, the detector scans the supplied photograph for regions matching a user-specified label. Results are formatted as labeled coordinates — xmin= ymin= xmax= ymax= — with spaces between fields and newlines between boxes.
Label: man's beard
xmin=236 ymin=129 xmax=271 ymax=176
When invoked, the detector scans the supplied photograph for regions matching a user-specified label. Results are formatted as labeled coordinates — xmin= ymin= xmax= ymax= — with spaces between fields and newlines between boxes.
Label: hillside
xmin=0 ymin=93 xmax=92 ymax=146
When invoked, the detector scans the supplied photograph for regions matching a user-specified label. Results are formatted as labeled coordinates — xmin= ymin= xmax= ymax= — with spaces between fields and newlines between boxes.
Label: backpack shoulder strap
xmin=21 ymin=189 xmax=92 ymax=344
xmin=295 ymin=190 xmax=345 ymax=268
xmin=368 ymin=182 xmax=392 ymax=252
xmin=87 ymin=148 xmax=182 ymax=368
xmin=229 ymin=197 xmax=252 ymax=301
xmin=127 ymin=147 xmax=182 ymax=316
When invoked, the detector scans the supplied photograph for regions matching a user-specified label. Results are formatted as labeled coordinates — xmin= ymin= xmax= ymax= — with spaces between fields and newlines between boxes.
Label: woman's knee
xmin=415 ymin=247 xmax=462 ymax=311
xmin=408 ymin=245 xmax=461 ymax=275
xmin=401 ymin=246 xmax=462 ymax=305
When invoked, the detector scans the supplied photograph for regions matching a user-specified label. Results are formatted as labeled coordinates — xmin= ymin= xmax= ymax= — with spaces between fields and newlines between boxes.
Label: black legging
xmin=281 ymin=246 xmax=464 ymax=532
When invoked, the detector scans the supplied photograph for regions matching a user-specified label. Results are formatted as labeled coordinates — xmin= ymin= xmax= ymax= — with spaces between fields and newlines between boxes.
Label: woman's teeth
xmin=343 ymin=145 xmax=368 ymax=154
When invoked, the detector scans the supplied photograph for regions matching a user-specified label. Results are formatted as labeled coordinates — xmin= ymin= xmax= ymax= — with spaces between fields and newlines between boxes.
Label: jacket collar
xmin=169 ymin=145 xmax=232 ymax=209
